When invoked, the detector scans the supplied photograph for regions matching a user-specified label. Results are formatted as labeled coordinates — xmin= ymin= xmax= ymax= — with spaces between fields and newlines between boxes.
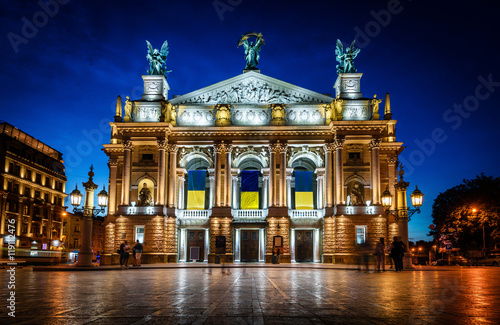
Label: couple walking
xmin=373 ymin=237 xmax=406 ymax=271
xmin=119 ymin=240 xmax=143 ymax=267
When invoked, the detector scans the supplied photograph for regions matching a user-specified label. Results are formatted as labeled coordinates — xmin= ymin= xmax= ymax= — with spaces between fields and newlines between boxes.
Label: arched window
xmin=184 ymin=158 xmax=210 ymax=209
xmin=291 ymin=157 xmax=317 ymax=209
xmin=237 ymin=157 xmax=264 ymax=209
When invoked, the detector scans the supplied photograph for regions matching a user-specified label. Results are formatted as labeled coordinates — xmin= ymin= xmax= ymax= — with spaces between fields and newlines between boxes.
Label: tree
xmin=430 ymin=174 xmax=500 ymax=251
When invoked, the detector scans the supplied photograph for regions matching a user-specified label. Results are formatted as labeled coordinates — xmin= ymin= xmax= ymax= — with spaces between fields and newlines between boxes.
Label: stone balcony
xmin=176 ymin=209 xmax=211 ymax=219
xmin=232 ymin=209 xmax=268 ymax=222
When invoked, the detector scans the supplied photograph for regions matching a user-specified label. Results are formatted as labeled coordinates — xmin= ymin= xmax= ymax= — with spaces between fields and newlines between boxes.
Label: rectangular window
xmin=24 ymin=205 xmax=29 ymax=215
xmin=35 ymin=173 xmax=41 ymax=184
xmin=24 ymin=186 xmax=31 ymax=197
xmin=135 ymin=225 xmax=145 ymax=243
xmin=26 ymin=169 xmax=31 ymax=180
xmin=356 ymin=225 xmax=367 ymax=244
xmin=349 ymin=152 xmax=361 ymax=160
xmin=142 ymin=154 xmax=153 ymax=161
xmin=73 ymin=238 xmax=79 ymax=249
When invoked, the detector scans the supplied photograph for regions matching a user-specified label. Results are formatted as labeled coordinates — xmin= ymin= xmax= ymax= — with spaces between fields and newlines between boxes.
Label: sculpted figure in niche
xmin=138 ymin=183 xmax=153 ymax=206
xmin=348 ymin=182 xmax=363 ymax=206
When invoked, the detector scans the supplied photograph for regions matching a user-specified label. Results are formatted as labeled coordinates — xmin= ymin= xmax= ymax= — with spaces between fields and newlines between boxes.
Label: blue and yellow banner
xmin=187 ymin=170 xmax=205 ymax=209
xmin=240 ymin=171 xmax=259 ymax=209
xmin=295 ymin=171 xmax=313 ymax=209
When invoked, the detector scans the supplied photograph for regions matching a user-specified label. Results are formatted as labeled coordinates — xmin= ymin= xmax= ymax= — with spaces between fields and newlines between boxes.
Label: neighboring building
xmin=101 ymin=56 xmax=405 ymax=265
xmin=0 ymin=122 xmax=67 ymax=257
xmin=62 ymin=212 xmax=104 ymax=263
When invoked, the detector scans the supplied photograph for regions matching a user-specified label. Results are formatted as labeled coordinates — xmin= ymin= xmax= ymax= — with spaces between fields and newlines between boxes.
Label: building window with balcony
xmin=35 ymin=190 xmax=41 ymax=199
xmin=24 ymin=186 xmax=31 ymax=197
xmin=7 ymin=181 xmax=12 ymax=192
xmin=12 ymin=183 xmax=19 ymax=194
xmin=356 ymin=225 xmax=367 ymax=244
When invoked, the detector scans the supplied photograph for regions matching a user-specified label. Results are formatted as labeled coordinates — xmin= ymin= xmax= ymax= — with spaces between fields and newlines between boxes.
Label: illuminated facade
xmin=0 ymin=122 xmax=67 ymax=255
xmin=102 ymin=69 xmax=403 ymax=265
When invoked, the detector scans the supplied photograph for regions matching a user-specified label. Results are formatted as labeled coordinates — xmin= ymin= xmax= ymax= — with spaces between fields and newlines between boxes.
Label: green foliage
xmin=431 ymin=174 xmax=500 ymax=249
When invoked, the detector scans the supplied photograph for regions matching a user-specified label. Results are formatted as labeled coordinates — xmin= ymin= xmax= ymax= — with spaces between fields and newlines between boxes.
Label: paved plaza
xmin=1 ymin=265 xmax=499 ymax=324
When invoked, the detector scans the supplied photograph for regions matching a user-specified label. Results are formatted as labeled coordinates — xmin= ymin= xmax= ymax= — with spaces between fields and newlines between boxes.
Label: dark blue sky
xmin=2 ymin=0 xmax=499 ymax=241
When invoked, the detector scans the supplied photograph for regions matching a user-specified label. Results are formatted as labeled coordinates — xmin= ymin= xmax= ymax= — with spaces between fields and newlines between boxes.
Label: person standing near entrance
xmin=391 ymin=237 xmax=404 ymax=271
xmin=119 ymin=241 xmax=126 ymax=267
xmin=133 ymin=240 xmax=143 ymax=266
xmin=123 ymin=240 xmax=130 ymax=267
xmin=375 ymin=238 xmax=386 ymax=271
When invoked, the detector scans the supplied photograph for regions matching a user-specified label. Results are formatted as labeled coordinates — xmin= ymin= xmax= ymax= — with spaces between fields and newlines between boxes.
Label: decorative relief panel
xmin=231 ymin=107 xmax=270 ymax=126
xmin=133 ymin=102 xmax=161 ymax=122
xmin=341 ymin=100 xmax=371 ymax=121
xmin=287 ymin=145 xmax=324 ymax=168
xmin=180 ymin=78 xmax=324 ymax=105
xmin=178 ymin=146 xmax=214 ymax=167
xmin=285 ymin=107 xmax=324 ymax=125
xmin=178 ymin=109 xmax=216 ymax=127
xmin=232 ymin=146 xmax=269 ymax=168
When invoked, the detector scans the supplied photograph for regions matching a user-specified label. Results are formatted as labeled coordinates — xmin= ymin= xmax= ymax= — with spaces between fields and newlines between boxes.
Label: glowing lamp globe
xmin=410 ymin=185 xmax=424 ymax=209
xmin=70 ymin=185 xmax=82 ymax=207
xmin=97 ymin=186 xmax=109 ymax=208
xmin=381 ymin=188 xmax=393 ymax=209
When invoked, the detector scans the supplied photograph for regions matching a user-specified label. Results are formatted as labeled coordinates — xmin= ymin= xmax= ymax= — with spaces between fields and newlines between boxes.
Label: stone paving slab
xmin=1 ymin=266 xmax=499 ymax=324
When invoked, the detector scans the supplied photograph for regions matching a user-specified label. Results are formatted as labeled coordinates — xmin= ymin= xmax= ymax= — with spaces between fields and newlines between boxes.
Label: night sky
xmin=1 ymin=0 xmax=499 ymax=241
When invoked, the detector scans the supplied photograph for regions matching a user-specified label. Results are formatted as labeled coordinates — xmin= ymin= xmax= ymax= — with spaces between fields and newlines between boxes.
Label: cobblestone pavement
xmin=1 ymin=266 xmax=499 ymax=324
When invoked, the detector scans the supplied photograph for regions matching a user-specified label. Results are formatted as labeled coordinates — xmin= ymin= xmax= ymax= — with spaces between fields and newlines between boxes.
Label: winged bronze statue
xmin=146 ymin=40 xmax=172 ymax=76
xmin=335 ymin=39 xmax=360 ymax=74
xmin=237 ymin=32 xmax=265 ymax=70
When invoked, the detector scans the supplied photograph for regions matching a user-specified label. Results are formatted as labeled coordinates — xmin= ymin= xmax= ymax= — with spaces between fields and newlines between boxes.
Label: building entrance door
xmin=240 ymin=230 xmax=259 ymax=262
xmin=295 ymin=230 xmax=313 ymax=262
xmin=187 ymin=230 xmax=205 ymax=262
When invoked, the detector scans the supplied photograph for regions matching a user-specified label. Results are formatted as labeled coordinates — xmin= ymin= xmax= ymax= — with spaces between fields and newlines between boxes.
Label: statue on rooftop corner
xmin=124 ymin=96 xmax=132 ymax=122
xmin=146 ymin=40 xmax=172 ymax=76
xmin=335 ymin=39 xmax=360 ymax=74
xmin=238 ymin=32 xmax=265 ymax=70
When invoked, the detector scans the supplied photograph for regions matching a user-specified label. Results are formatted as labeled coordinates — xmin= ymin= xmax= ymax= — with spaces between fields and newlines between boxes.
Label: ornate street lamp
xmin=70 ymin=165 xmax=108 ymax=267
xmin=382 ymin=166 xmax=424 ymax=269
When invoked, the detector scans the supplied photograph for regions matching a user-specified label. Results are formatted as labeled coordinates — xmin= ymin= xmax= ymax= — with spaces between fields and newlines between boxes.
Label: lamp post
xmin=381 ymin=166 xmax=424 ymax=269
xmin=70 ymin=165 xmax=108 ymax=267
xmin=472 ymin=208 xmax=486 ymax=255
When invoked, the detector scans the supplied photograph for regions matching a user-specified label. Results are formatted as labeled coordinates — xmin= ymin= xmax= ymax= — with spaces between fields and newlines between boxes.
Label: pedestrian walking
xmin=119 ymin=241 xmax=126 ymax=267
xmin=375 ymin=237 xmax=386 ymax=271
xmin=123 ymin=240 xmax=130 ymax=267
xmin=391 ymin=237 xmax=404 ymax=271
xmin=133 ymin=240 xmax=143 ymax=266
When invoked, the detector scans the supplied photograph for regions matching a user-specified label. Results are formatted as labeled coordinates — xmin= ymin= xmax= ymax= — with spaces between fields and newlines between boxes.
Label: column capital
xmin=214 ymin=143 xmax=226 ymax=154
xmin=270 ymin=142 xmax=287 ymax=154
xmin=333 ymin=138 xmax=345 ymax=149
xmin=157 ymin=138 xmax=168 ymax=150
xmin=387 ymin=155 xmax=398 ymax=165
xmin=167 ymin=144 xmax=178 ymax=153
xmin=262 ymin=176 xmax=269 ymax=181
xmin=323 ymin=142 xmax=336 ymax=152
xmin=209 ymin=175 xmax=215 ymax=181
xmin=122 ymin=139 xmax=133 ymax=150
xmin=108 ymin=158 xmax=118 ymax=166
xmin=232 ymin=175 xmax=238 ymax=181
xmin=368 ymin=137 xmax=382 ymax=149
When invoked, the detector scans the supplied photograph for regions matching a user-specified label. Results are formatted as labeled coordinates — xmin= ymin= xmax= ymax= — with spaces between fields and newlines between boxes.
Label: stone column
xmin=121 ymin=140 xmax=133 ymax=206
xmin=286 ymin=175 xmax=292 ymax=209
xmin=278 ymin=144 xmax=288 ymax=207
xmin=214 ymin=144 xmax=224 ymax=207
xmin=157 ymin=138 xmax=168 ymax=205
xmin=232 ymin=175 xmax=238 ymax=209
xmin=208 ymin=169 xmax=215 ymax=209
xmin=333 ymin=138 xmax=345 ymax=205
xmin=268 ymin=144 xmax=277 ymax=207
xmin=224 ymin=145 xmax=233 ymax=207
xmin=316 ymin=168 xmax=325 ymax=209
xmin=323 ymin=143 xmax=335 ymax=208
xmin=108 ymin=158 xmax=118 ymax=215
xmin=16 ymin=197 xmax=24 ymax=238
xmin=369 ymin=138 xmax=381 ymax=204
xmin=387 ymin=155 xmax=398 ymax=211
xmin=178 ymin=176 xmax=185 ymax=209
xmin=167 ymin=144 xmax=178 ymax=208
xmin=262 ymin=175 xmax=269 ymax=209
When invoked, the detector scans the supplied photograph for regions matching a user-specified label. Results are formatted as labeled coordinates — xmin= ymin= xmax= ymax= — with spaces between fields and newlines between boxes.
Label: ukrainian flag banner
xmin=295 ymin=171 xmax=313 ymax=209
xmin=241 ymin=171 xmax=259 ymax=209
xmin=187 ymin=170 xmax=205 ymax=210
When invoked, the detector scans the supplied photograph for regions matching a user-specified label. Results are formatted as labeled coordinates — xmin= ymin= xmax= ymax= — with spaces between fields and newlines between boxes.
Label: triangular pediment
xmin=169 ymin=71 xmax=333 ymax=106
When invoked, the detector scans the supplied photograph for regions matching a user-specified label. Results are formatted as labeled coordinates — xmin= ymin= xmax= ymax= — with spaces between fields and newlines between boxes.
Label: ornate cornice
xmin=269 ymin=142 xmax=287 ymax=154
